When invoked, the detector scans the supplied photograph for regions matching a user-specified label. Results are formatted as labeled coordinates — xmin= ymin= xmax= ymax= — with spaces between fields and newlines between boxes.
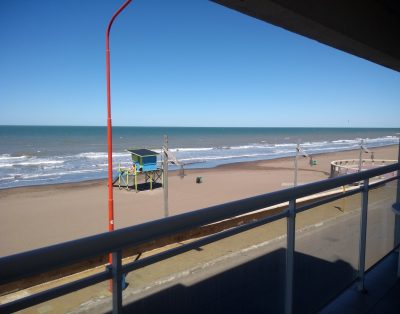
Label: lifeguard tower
xmin=117 ymin=149 xmax=162 ymax=192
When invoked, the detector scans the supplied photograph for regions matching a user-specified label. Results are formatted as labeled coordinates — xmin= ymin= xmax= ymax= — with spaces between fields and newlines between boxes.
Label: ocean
xmin=0 ymin=126 xmax=399 ymax=189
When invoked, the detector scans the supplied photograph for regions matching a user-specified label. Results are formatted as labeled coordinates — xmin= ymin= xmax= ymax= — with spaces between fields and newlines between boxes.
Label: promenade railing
xmin=330 ymin=158 xmax=397 ymax=177
xmin=0 ymin=162 xmax=399 ymax=313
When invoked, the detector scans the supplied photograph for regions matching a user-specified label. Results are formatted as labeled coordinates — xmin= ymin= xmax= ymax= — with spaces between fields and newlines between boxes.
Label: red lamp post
xmin=106 ymin=0 xmax=132 ymax=263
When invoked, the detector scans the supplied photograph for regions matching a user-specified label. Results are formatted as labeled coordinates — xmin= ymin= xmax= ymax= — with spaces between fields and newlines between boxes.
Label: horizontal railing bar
xmin=369 ymin=175 xmax=399 ymax=188
xmin=290 ymin=164 xmax=397 ymax=198
xmin=297 ymin=176 xmax=398 ymax=214
xmin=123 ymin=210 xmax=289 ymax=274
xmin=0 ymin=163 xmax=398 ymax=285
xmin=0 ymin=270 xmax=110 ymax=313
xmin=296 ymin=188 xmax=362 ymax=214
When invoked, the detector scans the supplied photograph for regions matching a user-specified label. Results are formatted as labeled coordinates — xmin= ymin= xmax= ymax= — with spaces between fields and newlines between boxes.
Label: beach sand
xmin=0 ymin=145 xmax=398 ymax=257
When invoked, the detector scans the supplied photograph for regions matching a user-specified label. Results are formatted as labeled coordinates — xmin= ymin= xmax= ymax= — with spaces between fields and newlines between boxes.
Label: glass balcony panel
xmin=294 ymin=191 xmax=361 ymax=313
xmin=122 ymin=217 xmax=287 ymax=313
xmin=2 ymin=277 xmax=110 ymax=314
xmin=365 ymin=180 xmax=397 ymax=270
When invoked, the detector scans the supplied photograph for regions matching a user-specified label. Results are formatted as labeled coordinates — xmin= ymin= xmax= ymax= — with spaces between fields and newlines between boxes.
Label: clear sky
xmin=0 ymin=0 xmax=399 ymax=127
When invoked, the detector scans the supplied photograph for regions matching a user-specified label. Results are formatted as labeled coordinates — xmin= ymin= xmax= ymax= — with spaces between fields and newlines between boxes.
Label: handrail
xmin=0 ymin=162 xmax=397 ymax=285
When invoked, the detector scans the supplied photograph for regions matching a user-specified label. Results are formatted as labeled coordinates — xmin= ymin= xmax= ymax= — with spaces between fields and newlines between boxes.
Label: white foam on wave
xmin=330 ymin=136 xmax=397 ymax=146
xmin=229 ymin=144 xmax=272 ymax=150
xmin=274 ymin=143 xmax=297 ymax=148
xmin=78 ymin=152 xmax=131 ymax=159
xmin=42 ymin=165 xmax=64 ymax=170
xmin=19 ymin=173 xmax=61 ymax=179
xmin=19 ymin=169 xmax=104 ymax=180
xmin=331 ymin=139 xmax=359 ymax=144
xmin=178 ymin=135 xmax=397 ymax=165
xmin=0 ymin=154 xmax=28 ymax=161
xmin=77 ymin=152 xmax=107 ymax=159
xmin=16 ymin=177 xmax=55 ymax=183
xmin=306 ymin=146 xmax=359 ymax=153
xmin=273 ymin=149 xmax=292 ymax=154
xmin=18 ymin=160 xmax=64 ymax=166
xmin=180 ymin=152 xmax=274 ymax=162
xmin=0 ymin=176 xmax=15 ymax=182
xmin=53 ymin=169 xmax=104 ymax=176
xmin=0 ymin=155 xmax=67 ymax=168
xmin=170 ymin=147 xmax=213 ymax=152
xmin=301 ymin=141 xmax=328 ymax=147
xmin=0 ymin=163 xmax=13 ymax=168
xmin=365 ymin=136 xmax=398 ymax=143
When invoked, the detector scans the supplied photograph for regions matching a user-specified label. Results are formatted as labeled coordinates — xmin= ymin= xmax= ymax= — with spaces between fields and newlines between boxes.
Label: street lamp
xmin=358 ymin=139 xmax=370 ymax=172
xmin=162 ymin=135 xmax=185 ymax=218
xmin=294 ymin=143 xmax=315 ymax=186
xmin=105 ymin=0 xmax=132 ymax=258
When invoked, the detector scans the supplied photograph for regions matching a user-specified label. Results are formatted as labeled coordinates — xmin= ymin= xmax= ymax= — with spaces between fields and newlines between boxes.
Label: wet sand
xmin=0 ymin=145 xmax=398 ymax=257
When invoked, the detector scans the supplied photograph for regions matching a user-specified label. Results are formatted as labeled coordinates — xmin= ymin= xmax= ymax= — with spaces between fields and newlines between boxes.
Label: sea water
xmin=0 ymin=126 xmax=399 ymax=189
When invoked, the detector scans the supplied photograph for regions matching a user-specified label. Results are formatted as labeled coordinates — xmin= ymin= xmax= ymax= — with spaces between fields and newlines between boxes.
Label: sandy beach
xmin=0 ymin=145 xmax=398 ymax=257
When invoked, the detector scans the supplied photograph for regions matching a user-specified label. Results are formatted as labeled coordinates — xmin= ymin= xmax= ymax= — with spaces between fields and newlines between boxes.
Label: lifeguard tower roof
xmin=127 ymin=149 xmax=158 ymax=157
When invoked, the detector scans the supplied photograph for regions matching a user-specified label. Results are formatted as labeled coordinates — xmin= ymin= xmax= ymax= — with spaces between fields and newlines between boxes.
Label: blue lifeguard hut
xmin=128 ymin=148 xmax=158 ymax=172
xmin=117 ymin=148 xmax=162 ymax=192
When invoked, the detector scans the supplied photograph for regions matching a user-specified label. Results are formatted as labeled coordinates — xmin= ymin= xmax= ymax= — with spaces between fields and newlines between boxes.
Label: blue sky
xmin=0 ymin=0 xmax=399 ymax=127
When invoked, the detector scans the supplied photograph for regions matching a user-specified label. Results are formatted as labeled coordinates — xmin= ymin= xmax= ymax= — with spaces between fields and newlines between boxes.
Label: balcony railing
xmin=0 ymin=162 xmax=399 ymax=313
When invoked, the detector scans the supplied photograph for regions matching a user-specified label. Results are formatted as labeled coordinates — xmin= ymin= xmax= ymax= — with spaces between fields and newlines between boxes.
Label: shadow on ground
xmin=114 ymin=182 xmax=163 ymax=192
xmin=114 ymin=248 xmax=355 ymax=314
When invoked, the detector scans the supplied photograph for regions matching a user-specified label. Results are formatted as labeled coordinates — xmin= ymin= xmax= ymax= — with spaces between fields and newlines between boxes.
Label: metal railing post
xmin=396 ymin=173 xmax=400 ymax=278
xmin=357 ymin=179 xmax=369 ymax=292
xmin=112 ymin=250 xmax=123 ymax=313
xmin=163 ymin=135 xmax=169 ymax=217
xmin=396 ymin=140 xmax=400 ymax=277
xmin=285 ymin=199 xmax=296 ymax=314
xmin=294 ymin=146 xmax=299 ymax=187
